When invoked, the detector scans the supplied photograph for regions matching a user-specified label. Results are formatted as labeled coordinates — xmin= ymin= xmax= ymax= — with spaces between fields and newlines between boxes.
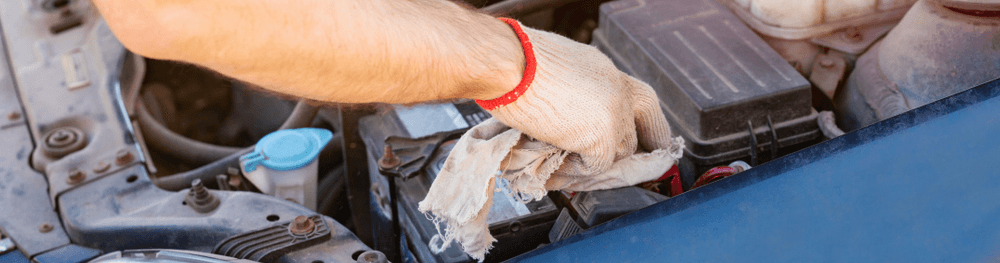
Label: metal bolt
xmin=228 ymin=175 xmax=242 ymax=189
xmin=53 ymin=130 xmax=70 ymax=140
xmin=185 ymin=179 xmax=220 ymax=213
xmin=191 ymin=179 xmax=208 ymax=198
xmin=225 ymin=167 xmax=244 ymax=190
xmin=294 ymin=216 xmax=308 ymax=227
xmin=92 ymin=161 xmax=110 ymax=173
xmin=358 ymin=251 xmax=387 ymax=263
xmin=382 ymin=145 xmax=396 ymax=159
xmin=40 ymin=127 xmax=87 ymax=158
xmin=66 ymin=170 xmax=85 ymax=184
xmin=819 ymin=58 xmax=835 ymax=68
xmin=46 ymin=128 xmax=77 ymax=148
xmin=7 ymin=112 xmax=20 ymax=121
xmin=378 ymin=145 xmax=400 ymax=169
xmin=289 ymin=215 xmax=316 ymax=235
xmin=38 ymin=223 xmax=53 ymax=233
xmin=115 ymin=149 xmax=133 ymax=166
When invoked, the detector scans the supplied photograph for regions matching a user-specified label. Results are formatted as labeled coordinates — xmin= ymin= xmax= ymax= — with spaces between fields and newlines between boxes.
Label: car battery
xmin=358 ymin=101 xmax=559 ymax=263
xmin=592 ymin=0 xmax=821 ymax=166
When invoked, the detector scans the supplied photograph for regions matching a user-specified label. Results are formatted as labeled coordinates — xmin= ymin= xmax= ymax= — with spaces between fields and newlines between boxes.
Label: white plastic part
xmin=825 ymin=0 xmax=878 ymax=22
xmin=241 ymin=158 xmax=318 ymax=210
xmin=722 ymin=0 xmax=916 ymax=39
xmin=750 ymin=0 xmax=824 ymax=28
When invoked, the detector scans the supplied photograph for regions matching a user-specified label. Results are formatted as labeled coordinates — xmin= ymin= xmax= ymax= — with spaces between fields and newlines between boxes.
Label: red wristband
xmin=475 ymin=18 xmax=537 ymax=111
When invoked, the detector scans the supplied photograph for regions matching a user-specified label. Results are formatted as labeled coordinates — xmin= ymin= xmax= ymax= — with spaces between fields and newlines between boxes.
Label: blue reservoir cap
xmin=241 ymin=128 xmax=333 ymax=172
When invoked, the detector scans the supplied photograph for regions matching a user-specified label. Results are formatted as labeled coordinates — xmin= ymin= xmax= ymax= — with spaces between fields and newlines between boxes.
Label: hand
xmin=481 ymin=19 xmax=679 ymax=177
xmin=418 ymin=19 xmax=685 ymax=261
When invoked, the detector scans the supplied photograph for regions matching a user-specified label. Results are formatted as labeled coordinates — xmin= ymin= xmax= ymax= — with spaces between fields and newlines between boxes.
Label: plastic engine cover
xmin=592 ymin=0 xmax=820 ymax=165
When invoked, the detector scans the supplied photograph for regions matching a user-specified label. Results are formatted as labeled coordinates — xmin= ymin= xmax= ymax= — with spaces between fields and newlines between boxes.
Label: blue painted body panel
xmin=513 ymin=78 xmax=1000 ymax=262
xmin=32 ymin=245 xmax=102 ymax=263
xmin=0 ymin=251 xmax=30 ymax=263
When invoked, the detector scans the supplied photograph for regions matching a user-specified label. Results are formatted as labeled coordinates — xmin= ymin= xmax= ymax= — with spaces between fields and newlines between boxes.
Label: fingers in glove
xmin=628 ymin=75 xmax=675 ymax=152
xmin=545 ymin=148 xmax=678 ymax=192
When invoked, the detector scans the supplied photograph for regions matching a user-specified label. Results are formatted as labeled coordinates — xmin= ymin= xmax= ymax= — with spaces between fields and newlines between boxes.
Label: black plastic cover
xmin=570 ymin=186 xmax=667 ymax=228
xmin=593 ymin=0 xmax=820 ymax=165
xmin=548 ymin=208 xmax=584 ymax=243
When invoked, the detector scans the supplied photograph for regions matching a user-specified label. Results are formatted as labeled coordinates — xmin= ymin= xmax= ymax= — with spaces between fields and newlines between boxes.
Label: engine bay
xmin=1 ymin=0 xmax=997 ymax=262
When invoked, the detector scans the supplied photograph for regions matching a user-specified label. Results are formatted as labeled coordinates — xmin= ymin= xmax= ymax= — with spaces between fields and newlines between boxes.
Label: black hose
xmin=278 ymin=102 xmax=319 ymax=130
xmin=154 ymin=147 xmax=253 ymax=191
xmin=153 ymin=131 xmax=342 ymax=191
xmin=137 ymin=97 xmax=318 ymax=164
xmin=481 ymin=0 xmax=583 ymax=17
xmin=317 ymin=164 xmax=346 ymax=216
xmin=137 ymin=100 xmax=243 ymax=165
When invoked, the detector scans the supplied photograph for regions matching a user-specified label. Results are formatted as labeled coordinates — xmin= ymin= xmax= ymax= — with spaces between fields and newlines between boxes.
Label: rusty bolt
xmin=66 ymin=170 xmax=86 ymax=184
xmin=378 ymin=145 xmax=400 ymax=169
xmin=228 ymin=175 xmax=242 ymax=189
xmin=289 ymin=215 xmax=316 ymax=235
xmin=115 ymin=149 xmax=133 ymax=166
xmin=92 ymin=161 xmax=110 ymax=173
xmin=7 ymin=111 xmax=20 ymax=121
xmin=819 ymin=58 xmax=835 ymax=68
xmin=38 ymin=223 xmax=53 ymax=233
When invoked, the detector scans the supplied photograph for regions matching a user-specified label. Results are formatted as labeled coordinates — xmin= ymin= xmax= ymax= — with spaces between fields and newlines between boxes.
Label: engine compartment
xmin=0 ymin=0 xmax=997 ymax=262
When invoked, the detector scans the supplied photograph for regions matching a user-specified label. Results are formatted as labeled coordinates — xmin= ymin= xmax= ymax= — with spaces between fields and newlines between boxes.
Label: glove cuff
xmin=476 ymin=18 xmax=537 ymax=110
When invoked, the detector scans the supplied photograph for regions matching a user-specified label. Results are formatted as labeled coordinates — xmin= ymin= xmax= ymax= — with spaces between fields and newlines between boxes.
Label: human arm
xmin=91 ymin=0 xmax=524 ymax=104
xmin=94 ymin=1 xmax=684 ymax=259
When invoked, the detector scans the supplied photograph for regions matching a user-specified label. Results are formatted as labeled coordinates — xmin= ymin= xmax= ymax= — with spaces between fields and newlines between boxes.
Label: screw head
xmin=115 ymin=149 xmax=133 ymax=166
xmin=228 ymin=176 xmax=242 ymax=189
xmin=46 ymin=128 xmax=78 ymax=148
xmin=38 ymin=223 xmax=53 ymax=233
xmin=294 ymin=216 xmax=309 ymax=227
xmin=66 ymin=170 xmax=86 ymax=184
xmin=7 ymin=111 xmax=20 ymax=121
xmin=289 ymin=215 xmax=316 ymax=235
xmin=92 ymin=161 xmax=110 ymax=173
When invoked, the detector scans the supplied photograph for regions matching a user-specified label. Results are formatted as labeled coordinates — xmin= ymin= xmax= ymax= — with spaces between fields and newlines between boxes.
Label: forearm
xmin=92 ymin=0 xmax=524 ymax=104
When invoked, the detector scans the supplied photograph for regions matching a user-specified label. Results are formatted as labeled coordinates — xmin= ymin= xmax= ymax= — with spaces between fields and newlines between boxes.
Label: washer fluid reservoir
xmin=240 ymin=128 xmax=333 ymax=210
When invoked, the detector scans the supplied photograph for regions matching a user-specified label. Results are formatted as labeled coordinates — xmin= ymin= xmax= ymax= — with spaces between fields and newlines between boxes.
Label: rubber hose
xmin=278 ymin=102 xmax=319 ymax=130
xmin=137 ymin=98 xmax=318 ymax=164
xmin=137 ymin=101 xmax=242 ymax=164
xmin=481 ymin=0 xmax=583 ymax=17
xmin=317 ymin=165 xmax=346 ymax=216
xmin=153 ymin=131 xmax=341 ymax=191
xmin=154 ymin=147 xmax=253 ymax=191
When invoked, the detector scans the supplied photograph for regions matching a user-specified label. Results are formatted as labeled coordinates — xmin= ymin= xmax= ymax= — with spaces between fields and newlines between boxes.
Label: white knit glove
xmin=418 ymin=19 xmax=684 ymax=261
xmin=477 ymin=19 xmax=678 ymax=177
